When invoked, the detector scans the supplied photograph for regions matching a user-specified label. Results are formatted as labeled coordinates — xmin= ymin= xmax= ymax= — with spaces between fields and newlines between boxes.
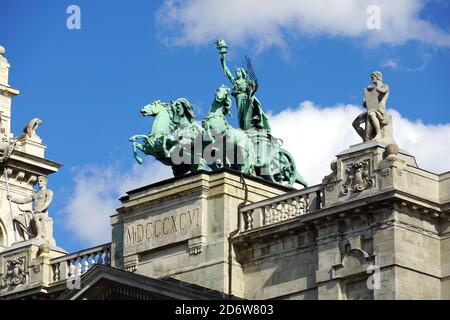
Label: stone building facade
xmin=0 ymin=47 xmax=449 ymax=300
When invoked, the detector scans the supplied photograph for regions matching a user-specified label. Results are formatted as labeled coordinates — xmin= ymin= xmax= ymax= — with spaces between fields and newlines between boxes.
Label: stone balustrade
xmin=50 ymin=243 xmax=111 ymax=283
xmin=240 ymin=185 xmax=324 ymax=231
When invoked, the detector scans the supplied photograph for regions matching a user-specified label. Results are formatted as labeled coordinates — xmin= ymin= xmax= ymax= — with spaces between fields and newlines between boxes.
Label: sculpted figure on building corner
xmin=8 ymin=175 xmax=54 ymax=242
xmin=352 ymin=71 xmax=396 ymax=145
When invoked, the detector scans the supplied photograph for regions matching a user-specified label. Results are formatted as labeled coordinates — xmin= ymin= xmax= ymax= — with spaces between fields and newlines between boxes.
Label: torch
xmin=215 ymin=39 xmax=228 ymax=57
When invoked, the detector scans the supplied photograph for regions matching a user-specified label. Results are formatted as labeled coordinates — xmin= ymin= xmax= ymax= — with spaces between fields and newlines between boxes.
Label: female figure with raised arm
xmin=216 ymin=40 xmax=270 ymax=132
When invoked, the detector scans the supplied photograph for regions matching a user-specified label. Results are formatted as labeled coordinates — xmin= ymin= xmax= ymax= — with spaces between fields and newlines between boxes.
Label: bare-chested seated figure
xmin=352 ymin=71 xmax=396 ymax=145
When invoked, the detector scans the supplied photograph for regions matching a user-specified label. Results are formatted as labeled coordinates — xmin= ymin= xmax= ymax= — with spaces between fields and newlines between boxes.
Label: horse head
xmin=141 ymin=100 xmax=166 ymax=117
xmin=214 ymin=85 xmax=232 ymax=115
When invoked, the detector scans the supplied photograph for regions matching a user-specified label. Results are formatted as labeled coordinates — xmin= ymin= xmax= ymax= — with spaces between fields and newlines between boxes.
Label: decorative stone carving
xmin=9 ymin=175 xmax=55 ymax=244
xmin=0 ymin=111 xmax=7 ymax=139
xmin=188 ymin=236 xmax=206 ymax=255
xmin=32 ymin=264 xmax=41 ymax=273
xmin=243 ymin=210 xmax=254 ymax=231
xmin=4 ymin=168 xmax=38 ymax=187
xmin=0 ymin=111 xmax=17 ymax=163
xmin=384 ymin=143 xmax=399 ymax=159
xmin=1 ymin=257 xmax=28 ymax=287
xmin=18 ymin=118 xmax=42 ymax=142
xmin=124 ymin=256 xmax=139 ymax=273
xmin=0 ymin=139 xmax=16 ymax=163
xmin=262 ymin=196 xmax=308 ymax=226
xmin=341 ymin=160 xmax=374 ymax=195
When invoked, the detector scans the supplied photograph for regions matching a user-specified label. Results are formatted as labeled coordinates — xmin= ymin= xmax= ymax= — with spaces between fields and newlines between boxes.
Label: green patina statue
xmin=216 ymin=40 xmax=271 ymax=132
xmin=129 ymin=98 xmax=206 ymax=177
xmin=202 ymin=85 xmax=255 ymax=175
xmin=129 ymin=40 xmax=308 ymax=188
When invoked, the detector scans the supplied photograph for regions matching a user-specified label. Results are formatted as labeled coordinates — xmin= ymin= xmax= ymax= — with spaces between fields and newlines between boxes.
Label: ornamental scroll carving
xmin=1 ymin=257 xmax=29 ymax=288
xmin=341 ymin=160 xmax=374 ymax=195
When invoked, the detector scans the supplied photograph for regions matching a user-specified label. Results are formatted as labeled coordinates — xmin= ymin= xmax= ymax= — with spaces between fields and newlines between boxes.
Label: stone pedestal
xmin=322 ymin=140 xmax=418 ymax=208
xmin=17 ymin=138 xmax=46 ymax=158
xmin=111 ymin=169 xmax=291 ymax=297
xmin=0 ymin=239 xmax=66 ymax=298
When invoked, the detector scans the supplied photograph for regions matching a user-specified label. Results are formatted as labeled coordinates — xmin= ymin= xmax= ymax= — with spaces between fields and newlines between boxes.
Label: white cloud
xmin=390 ymin=109 xmax=450 ymax=172
xmin=269 ymin=101 xmax=450 ymax=185
xmin=382 ymin=58 xmax=399 ymax=70
xmin=156 ymin=0 xmax=450 ymax=50
xmin=382 ymin=51 xmax=435 ymax=72
xmin=62 ymin=161 xmax=172 ymax=246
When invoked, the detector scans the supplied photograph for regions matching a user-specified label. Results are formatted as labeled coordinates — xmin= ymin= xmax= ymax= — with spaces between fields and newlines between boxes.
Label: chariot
xmin=245 ymin=129 xmax=307 ymax=187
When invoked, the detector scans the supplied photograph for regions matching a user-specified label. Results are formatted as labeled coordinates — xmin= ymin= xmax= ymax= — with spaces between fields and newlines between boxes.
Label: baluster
xmin=96 ymin=251 xmax=103 ymax=265
xmin=304 ymin=194 xmax=310 ymax=213
xmin=319 ymin=189 xmax=324 ymax=209
xmin=296 ymin=196 xmax=305 ymax=215
xmin=281 ymin=201 xmax=288 ymax=221
xmin=270 ymin=204 xmax=277 ymax=223
xmin=104 ymin=248 xmax=111 ymax=266
xmin=101 ymin=250 xmax=106 ymax=265
xmin=274 ymin=203 xmax=282 ymax=222
xmin=263 ymin=205 xmax=272 ymax=225
xmin=292 ymin=197 xmax=301 ymax=215
xmin=242 ymin=211 xmax=249 ymax=231
xmin=68 ymin=259 xmax=75 ymax=277
xmin=75 ymin=257 xmax=82 ymax=276
xmin=83 ymin=255 xmax=89 ymax=274
xmin=245 ymin=211 xmax=254 ymax=230
xmin=287 ymin=199 xmax=295 ymax=218
xmin=53 ymin=263 xmax=60 ymax=282
xmin=300 ymin=196 xmax=306 ymax=215
xmin=90 ymin=252 xmax=97 ymax=269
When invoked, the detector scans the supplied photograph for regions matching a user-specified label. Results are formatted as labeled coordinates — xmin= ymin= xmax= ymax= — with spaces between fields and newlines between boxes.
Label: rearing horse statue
xmin=129 ymin=100 xmax=174 ymax=165
xmin=129 ymin=99 xmax=205 ymax=176
xmin=202 ymin=85 xmax=255 ymax=175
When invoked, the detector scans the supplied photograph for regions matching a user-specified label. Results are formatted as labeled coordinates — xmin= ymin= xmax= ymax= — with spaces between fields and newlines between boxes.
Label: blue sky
xmin=1 ymin=0 xmax=449 ymax=252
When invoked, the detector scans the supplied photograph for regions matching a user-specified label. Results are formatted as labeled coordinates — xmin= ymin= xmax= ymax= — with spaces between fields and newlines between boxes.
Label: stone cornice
xmin=0 ymin=84 xmax=19 ymax=97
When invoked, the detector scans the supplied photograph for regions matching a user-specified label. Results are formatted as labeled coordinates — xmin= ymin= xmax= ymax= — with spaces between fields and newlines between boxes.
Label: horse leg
xmin=230 ymin=132 xmax=255 ymax=175
xmin=203 ymin=125 xmax=222 ymax=169
xmin=240 ymin=148 xmax=255 ymax=175
xmin=191 ymin=143 xmax=207 ymax=172
xmin=131 ymin=142 xmax=144 ymax=165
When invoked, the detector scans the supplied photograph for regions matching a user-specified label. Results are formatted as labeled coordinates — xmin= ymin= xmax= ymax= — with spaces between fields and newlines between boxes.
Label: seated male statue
xmin=352 ymin=71 xmax=395 ymax=145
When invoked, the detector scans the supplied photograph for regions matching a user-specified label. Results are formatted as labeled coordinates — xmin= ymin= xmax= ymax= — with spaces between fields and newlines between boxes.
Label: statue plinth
xmin=17 ymin=138 xmax=46 ymax=158
xmin=0 ymin=238 xmax=66 ymax=297
xmin=321 ymin=140 xmax=419 ymax=208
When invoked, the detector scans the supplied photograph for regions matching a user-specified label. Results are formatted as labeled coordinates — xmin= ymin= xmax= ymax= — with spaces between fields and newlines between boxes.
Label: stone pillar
xmin=315 ymin=222 xmax=344 ymax=299
xmin=0 ymin=46 xmax=19 ymax=140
